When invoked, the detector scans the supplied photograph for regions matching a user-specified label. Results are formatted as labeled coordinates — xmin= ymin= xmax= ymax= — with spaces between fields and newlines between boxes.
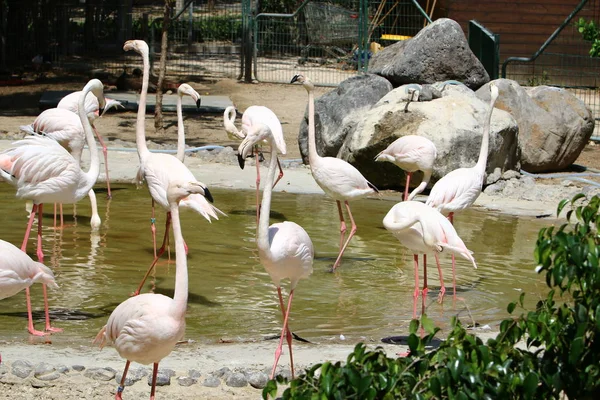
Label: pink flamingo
xmin=123 ymin=40 xmax=224 ymax=295
xmin=425 ymin=82 xmax=499 ymax=298
xmin=382 ymin=200 xmax=477 ymax=318
xmin=57 ymin=89 xmax=123 ymax=199
xmin=238 ymin=120 xmax=314 ymax=379
xmin=291 ymin=74 xmax=378 ymax=271
xmin=0 ymin=79 xmax=104 ymax=333
xmin=224 ymin=105 xmax=285 ymax=223
xmin=94 ymin=180 xmax=208 ymax=400
xmin=175 ymin=83 xmax=202 ymax=163
xmin=0 ymin=238 xmax=58 ymax=336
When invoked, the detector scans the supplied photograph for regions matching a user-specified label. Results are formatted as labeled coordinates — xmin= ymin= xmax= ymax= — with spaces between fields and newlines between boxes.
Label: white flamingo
xmin=0 ymin=238 xmax=58 ymax=336
xmin=425 ymin=82 xmax=499 ymax=298
xmin=94 ymin=180 xmax=207 ymax=400
xmin=0 ymin=78 xmax=104 ymax=333
xmin=123 ymin=39 xmax=224 ymax=295
xmin=291 ymin=74 xmax=378 ymax=271
xmin=238 ymin=120 xmax=314 ymax=379
xmin=175 ymin=83 xmax=202 ymax=163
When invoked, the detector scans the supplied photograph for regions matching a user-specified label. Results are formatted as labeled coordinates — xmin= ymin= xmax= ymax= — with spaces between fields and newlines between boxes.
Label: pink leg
xmin=150 ymin=362 xmax=159 ymax=400
xmin=331 ymin=201 xmax=347 ymax=271
xmin=115 ymin=360 xmax=130 ymax=400
xmin=151 ymin=199 xmax=157 ymax=258
xmin=272 ymin=158 xmax=284 ymax=189
xmin=93 ymin=126 xmax=112 ymax=199
xmin=53 ymin=203 xmax=57 ymax=229
xmin=434 ymin=254 xmax=446 ymax=303
xmin=36 ymin=204 xmax=44 ymax=263
xmin=25 ymin=287 xmax=47 ymax=336
xmin=59 ymin=204 xmax=63 ymax=228
xmin=421 ymin=254 xmax=428 ymax=315
xmin=448 ymin=213 xmax=457 ymax=300
xmin=271 ymin=289 xmax=295 ymax=379
xmin=21 ymin=204 xmax=37 ymax=252
xmin=331 ymin=201 xmax=356 ymax=271
xmin=412 ymin=254 xmax=419 ymax=319
xmin=404 ymin=172 xmax=412 ymax=201
xmin=255 ymin=146 xmax=261 ymax=225
xmin=276 ymin=287 xmax=294 ymax=378
xmin=43 ymin=283 xmax=62 ymax=333
xmin=134 ymin=213 xmax=172 ymax=296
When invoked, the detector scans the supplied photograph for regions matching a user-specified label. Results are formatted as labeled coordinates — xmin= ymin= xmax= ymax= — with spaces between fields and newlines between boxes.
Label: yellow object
xmin=381 ymin=34 xmax=412 ymax=41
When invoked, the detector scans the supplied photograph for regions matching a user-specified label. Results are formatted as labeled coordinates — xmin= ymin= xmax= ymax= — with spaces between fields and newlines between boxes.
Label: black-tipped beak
xmin=196 ymin=98 xmax=201 ymax=109
xmin=204 ymin=187 xmax=214 ymax=203
xmin=237 ymin=153 xmax=245 ymax=169
xmin=290 ymin=75 xmax=299 ymax=84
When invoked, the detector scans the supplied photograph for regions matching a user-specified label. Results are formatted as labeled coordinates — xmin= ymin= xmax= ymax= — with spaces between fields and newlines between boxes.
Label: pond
xmin=0 ymin=184 xmax=550 ymax=346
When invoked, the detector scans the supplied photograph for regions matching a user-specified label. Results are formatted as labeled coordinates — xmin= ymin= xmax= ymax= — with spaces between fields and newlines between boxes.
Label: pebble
xmin=149 ymin=369 xmax=172 ymax=386
xmin=202 ymin=375 xmax=221 ymax=387
xmin=214 ymin=366 xmax=231 ymax=379
xmin=177 ymin=376 xmax=196 ymax=386
xmin=34 ymin=362 xmax=61 ymax=381
xmin=226 ymin=372 xmax=248 ymax=387
xmin=188 ymin=369 xmax=201 ymax=379
xmin=84 ymin=367 xmax=116 ymax=381
xmin=12 ymin=360 xmax=33 ymax=379
xmin=72 ymin=365 xmax=86 ymax=372
xmin=115 ymin=367 xmax=148 ymax=387
xmin=247 ymin=371 xmax=269 ymax=389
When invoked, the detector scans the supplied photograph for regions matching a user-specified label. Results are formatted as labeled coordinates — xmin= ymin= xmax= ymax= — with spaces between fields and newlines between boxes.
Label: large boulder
xmin=476 ymin=79 xmax=594 ymax=172
xmin=298 ymin=73 xmax=392 ymax=163
xmin=368 ymin=18 xmax=489 ymax=90
xmin=336 ymin=84 xmax=520 ymax=190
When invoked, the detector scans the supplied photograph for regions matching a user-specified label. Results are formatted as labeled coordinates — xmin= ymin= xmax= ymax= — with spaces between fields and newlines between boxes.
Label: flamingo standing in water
xmin=382 ymin=201 xmax=477 ymax=318
xmin=123 ymin=40 xmax=224 ymax=295
xmin=175 ymin=83 xmax=202 ymax=163
xmin=0 ymin=239 xmax=58 ymax=336
xmin=238 ymin=120 xmax=314 ymax=379
xmin=94 ymin=180 xmax=208 ymax=400
xmin=57 ymin=89 xmax=123 ymax=199
xmin=291 ymin=74 xmax=378 ymax=271
xmin=0 ymin=79 xmax=104 ymax=333
xmin=224 ymin=105 xmax=284 ymax=223
xmin=425 ymin=82 xmax=499 ymax=298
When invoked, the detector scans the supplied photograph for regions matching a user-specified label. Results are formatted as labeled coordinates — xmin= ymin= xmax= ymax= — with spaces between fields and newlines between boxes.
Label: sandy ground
xmin=1 ymin=76 xmax=599 ymax=398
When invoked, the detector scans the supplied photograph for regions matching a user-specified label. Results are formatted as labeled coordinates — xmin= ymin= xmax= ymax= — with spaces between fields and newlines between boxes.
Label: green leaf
xmin=523 ymin=372 xmax=539 ymax=397
xmin=507 ymin=302 xmax=516 ymax=314
xmin=421 ymin=314 xmax=435 ymax=334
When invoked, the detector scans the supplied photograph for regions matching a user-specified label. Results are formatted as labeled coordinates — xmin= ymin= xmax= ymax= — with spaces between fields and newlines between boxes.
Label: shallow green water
xmin=0 ymin=184 xmax=551 ymax=345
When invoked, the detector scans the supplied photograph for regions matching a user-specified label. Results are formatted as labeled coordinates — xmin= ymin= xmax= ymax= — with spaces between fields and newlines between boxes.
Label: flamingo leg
xmin=422 ymin=254 xmax=428 ymax=308
xmin=448 ymin=212 xmax=457 ymax=300
xmin=255 ymin=146 xmax=261 ymax=225
xmin=272 ymin=158 xmax=284 ymax=189
xmin=271 ymin=289 xmax=295 ymax=379
xmin=332 ymin=201 xmax=356 ymax=271
xmin=21 ymin=204 xmax=37 ymax=252
xmin=59 ymin=204 xmax=64 ymax=228
xmin=276 ymin=287 xmax=294 ymax=378
xmin=435 ymin=254 xmax=446 ymax=303
xmin=332 ymin=201 xmax=347 ymax=271
xmin=404 ymin=172 xmax=412 ymax=201
xmin=53 ymin=203 xmax=57 ymax=229
xmin=134 ymin=213 xmax=172 ymax=296
xmin=36 ymin=204 xmax=44 ymax=262
xmin=150 ymin=362 xmax=159 ymax=400
xmin=133 ymin=252 xmax=162 ymax=297
xmin=43 ymin=283 xmax=62 ymax=333
xmin=93 ymin=125 xmax=112 ymax=199
xmin=151 ymin=199 xmax=157 ymax=258
xmin=412 ymin=254 xmax=419 ymax=319
xmin=25 ymin=287 xmax=47 ymax=336
xmin=115 ymin=360 xmax=130 ymax=400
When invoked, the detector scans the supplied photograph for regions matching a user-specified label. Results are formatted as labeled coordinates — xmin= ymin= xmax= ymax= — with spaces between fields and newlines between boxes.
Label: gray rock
xmin=226 ymin=372 xmax=248 ymax=388
xmin=12 ymin=360 xmax=33 ymax=379
xmin=502 ymin=170 xmax=521 ymax=180
xmin=35 ymin=371 xmax=62 ymax=381
xmin=369 ymin=18 xmax=489 ymax=90
xmin=247 ymin=371 xmax=269 ymax=389
xmin=477 ymin=79 xmax=594 ymax=172
xmin=486 ymin=167 xmax=502 ymax=185
xmin=71 ymin=365 xmax=85 ymax=372
xmin=84 ymin=367 xmax=116 ymax=381
xmin=188 ymin=369 xmax=201 ymax=379
xmin=483 ymin=180 xmax=506 ymax=195
xmin=298 ymin=73 xmax=392 ymax=162
xmin=116 ymin=366 xmax=149 ymax=387
xmin=177 ymin=376 xmax=196 ymax=387
xmin=202 ymin=375 xmax=221 ymax=387
xmin=30 ymin=379 xmax=50 ymax=388
xmin=148 ymin=369 xmax=172 ymax=386
xmin=34 ymin=363 xmax=61 ymax=381
xmin=213 ymin=367 xmax=231 ymax=379
xmin=0 ymin=364 xmax=9 ymax=379
xmin=55 ymin=365 xmax=69 ymax=374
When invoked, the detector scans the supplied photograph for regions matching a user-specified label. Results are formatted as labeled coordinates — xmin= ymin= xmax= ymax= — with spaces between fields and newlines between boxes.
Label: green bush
xmin=576 ymin=17 xmax=600 ymax=57
xmin=263 ymin=194 xmax=600 ymax=399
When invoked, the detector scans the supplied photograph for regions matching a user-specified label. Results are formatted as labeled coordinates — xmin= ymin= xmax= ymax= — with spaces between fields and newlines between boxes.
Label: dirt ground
xmin=0 ymin=75 xmax=331 ymax=161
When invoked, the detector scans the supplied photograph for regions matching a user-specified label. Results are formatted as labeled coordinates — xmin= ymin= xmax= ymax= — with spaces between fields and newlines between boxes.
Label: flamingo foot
xmin=45 ymin=326 xmax=63 ymax=333
xmin=421 ymin=287 xmax=428 ymax=299
xmin=115 ymin=386 xmax=124 ymax=400
xmin=28 ymin=327 xmax=49 ymax=337
xmin=397 ymin=351 xmax=411 ymax=357
xmin=437 ymin=286 xmax=446 ymax=304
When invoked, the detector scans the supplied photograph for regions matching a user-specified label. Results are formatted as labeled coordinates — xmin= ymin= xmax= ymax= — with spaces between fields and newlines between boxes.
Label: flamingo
xmin=94 ymin=180 xmax=207 ymax=400
xmin=20 ymin=108 xmax=101 ymax=230
xmin=375 ymin=135 xmax=437 ymax=201
xmin=57 ymin=89 xmax=123 ymax=199
xmin=224 ymin=105 xmax=284 ymax=224
xmin=0 ymin=238 xmax=58 ymax=336
xmin=382 ymin=200 xmax=477 ymax=318
xmin=238 ymin=120 xmax=314 ymax=380
xmin=291 ymin=74 xmax=378 ymax=271
xmin=175 ymin=83 xmax=202 ymax=163
xmin=123 ymin=39 xmax=224 ymax=295
xmin=425 ymin=82 xmax=499 ymax=298
xmin=0 ymin=78 xmax=104 ymax=333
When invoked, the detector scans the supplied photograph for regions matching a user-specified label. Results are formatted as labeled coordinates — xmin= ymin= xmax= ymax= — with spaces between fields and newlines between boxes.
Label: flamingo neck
xmin=257 ymin=143 xmax=279 ymax=256
xmin=136 ymin=47 xmax=151 ymax=160
xmin=176 ymin=94 xmax=185 ymax=162
xmin=305 ymin=83 xmax=322 ymax=167
xmin=475 ymin=93 xmax=497 ymax=173
xmin=78 ymin=86 xmax=100 ymax=193
xmin=170 ymin=204 xmax=188 ymax=321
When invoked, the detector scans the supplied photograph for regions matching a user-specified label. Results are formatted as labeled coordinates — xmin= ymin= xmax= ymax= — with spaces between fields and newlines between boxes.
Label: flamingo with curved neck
xmin=176 ymin=83 xmax=201 ymax=163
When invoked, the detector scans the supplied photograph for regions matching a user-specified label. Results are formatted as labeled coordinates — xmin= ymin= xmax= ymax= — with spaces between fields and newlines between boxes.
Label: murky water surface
xmin=0 ymin=185 xmax=551 ymax=345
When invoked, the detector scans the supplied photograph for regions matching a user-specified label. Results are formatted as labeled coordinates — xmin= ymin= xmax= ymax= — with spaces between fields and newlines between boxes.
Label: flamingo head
xmin=178 ymin=83 xmax=202 ymax=109
xmin=123 ymin=40 xmax=149 ymax=57
xmin=237 ymin=122 xmax=272 ymax=169
xmin=168 ymin=180 xmax=214 ymax=205
xmin=489 ymin=81 xmax=499 ymax=102
xmin=291 ymin=74 xmax=314 ymax=91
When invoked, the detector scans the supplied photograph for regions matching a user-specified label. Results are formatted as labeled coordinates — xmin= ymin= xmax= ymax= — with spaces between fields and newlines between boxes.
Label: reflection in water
xmin=0 ymin=185 xmax=550 ymax=345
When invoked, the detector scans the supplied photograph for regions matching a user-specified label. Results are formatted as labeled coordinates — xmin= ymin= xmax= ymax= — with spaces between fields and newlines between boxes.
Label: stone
xmin=202 ymin=375 xmax=221 ymax=388
xmin=213 ymin=366 xmax=231 ymax=379
xmin=483 ymin=180 xmax=506 ymax=195
xmin=84 ymin=367 xmax=116 ymax=381
xmin=502 ymin=170 xmax=521 ymax=180
xmin=149 ymin=369 xmax=172 ymax=386
xmin=477 ymin=79 xmax=594 ymax=172
xmin=177 ymin=376 xmax=197 ymax=387
xmin=188 ymin=369 xmax=201 ymax=379
xmin=369 ymin=18 xmax=489 ymax=90
xmin=72 ymin=365 xmax=85 ymax=372
xmin=337 ymin=83 xmax=520 ymax=190
xmin=247 ymin=371 xmax=269 ymax=389
xmin=34 ymin=363 xmax=61 ymax=381
xmin=225 ymin=372 xmax=248 ymax=388
xmin=55 ymin=365 xmax=69 ymax=374
xmin=11 ymin=360 xmax=34 ymax=379
xmin=486 ymin=167 xmax=502 ymax=185
xmin=298 ymin=73 xmax=392 ymax=162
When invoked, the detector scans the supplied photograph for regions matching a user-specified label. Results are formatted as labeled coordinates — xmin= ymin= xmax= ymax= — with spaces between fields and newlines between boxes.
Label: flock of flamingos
xmin=0 ymin=39 xmax=498 ymax=398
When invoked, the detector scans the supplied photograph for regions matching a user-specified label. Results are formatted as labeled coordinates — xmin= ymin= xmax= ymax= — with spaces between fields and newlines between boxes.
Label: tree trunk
xmin=154 ymin=0 xmax=174 ymax=134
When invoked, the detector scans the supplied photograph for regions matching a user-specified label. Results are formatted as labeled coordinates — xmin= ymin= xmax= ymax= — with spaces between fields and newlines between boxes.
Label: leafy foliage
xmin=576 ymin=17 xmax=600 ymax=57
xmin=263 ymin=194 xmax=600 ymax=399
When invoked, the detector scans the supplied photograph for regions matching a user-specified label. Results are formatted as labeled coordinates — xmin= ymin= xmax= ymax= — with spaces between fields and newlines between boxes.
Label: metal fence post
xmin=358 ymin=0 xmax=369 ymax=73
xmin=241 ymin=0 xmax=253 ymax=82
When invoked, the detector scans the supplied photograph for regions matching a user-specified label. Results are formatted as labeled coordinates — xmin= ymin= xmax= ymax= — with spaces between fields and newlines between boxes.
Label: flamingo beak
xmin=204 ymin=187 xmax=214 ymax=203
xmin=196 ymin=98 xmax=201 ymax=109
xmin=290 ymin=75 xmax=300 ymax=84
xmin=237 ymin=153 xmax=245 ymax=170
